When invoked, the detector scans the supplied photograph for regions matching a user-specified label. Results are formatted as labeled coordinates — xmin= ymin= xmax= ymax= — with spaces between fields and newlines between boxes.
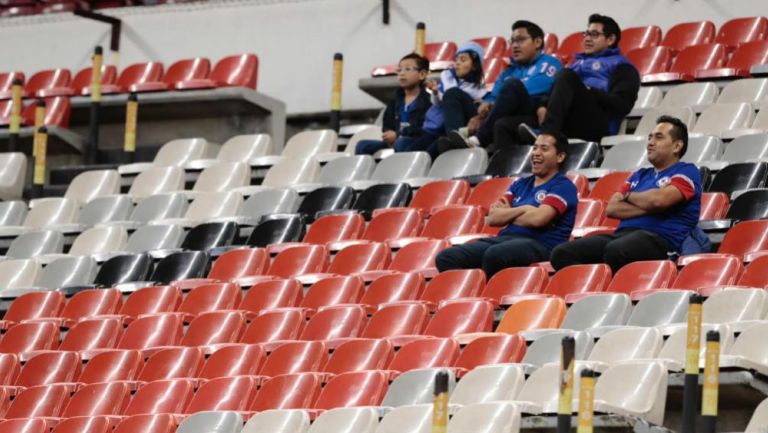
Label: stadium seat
xmin=0 ymin=290 xmax=64 ymax=328
xmin=77 ymin=349 xmax=142 ymax=385
xmin=312 ymin=371 xmax=388 ymax=413
xmin=176 ymin=411 xmax=244 ymax=433
xmin=375 ymin=404 xmax=432 ymax=433
xmin=258 ymin=244 xmax=329 ymax=279
xmin=407 ymin=148 xmax=488 ymax=186
xmin=239 ymin=187 xmax=300 ymax=222
xmin=620 ymin=25 xmax=662 ymax=53
xmin=388 ymin=338 xmax=460 ymax=373
xmin=247 ymin=129 xmax=336 ymax=169
xmin=626 ymin=46 xmax=673 ymax=78
xmin=101 ymin=61 xmax=164 ymax=93
xmin=123 ymin=378 xmax=194 ymax=415
xmin=308 ymin=407 xmax=379 ymax=433
xmin=0 ymin=153 xmax=26 ymax=200
xmin=693 ymin=103 xmax=755 ymax=138
xmin=296 ymin=156 xmax=375 ymax=193
xmin=556 ymin=31 xmax=583 ymax=63
xmin=170 ymin=282 xmax=242 ymax=319
xmin=21 ymin=96 xmax=70 ymax=128
xmin=449 ymin=402 xmax=521 ymax=433
xmin=196 ymin=247 xmax=269 ymax=283
xmin=0 ymin=419 xmax=47 ymax=433
xmin=200 ymin=344 xmax=266 ymax=380
xmin=180 ymin=221 xmax=238 ymax=252
xmin=187 ymin=133 xmax=272 ymax=168
xmin=107 ymin=285 xmax=181 ymax=323
xmin=300 ymin=305 xmax=366 ymax=343
xmin=715 ymin=16 xmax=768 ymax=50
xmin=137 ymin=346 xmax=204 ymax=382
xmin=630 ymin=86 xmax=664 ymax=114
xmin=419 ymin=268 xmax=485 ymax=306
xmin=353 ymin=183 xmax=411 ymax=220
xmin=644 ymin=43 xmax=727 ymax=83
xmin=454 ymin=334 xmax=526 ymax=373
xmin=718 ymin=321 xmax=768 ymax=376
xmin=406 ymin=205 xmax=482 ymax=245
xmin=702 ymin=133 xmax=768 ymax=171
xmin=522 ymin=330 xmax=594 ymax=368
xmin=0 ymin=321 xmax=58 ymax=355
xmin=5 ymin=383 xmax=71 ymax=419
xmin=114 ymin=194 xmax=188 ymax=230
xmin=126 ymin=167 xmax=186 ymax=200
xmin=586 ymin=327 xmax=662 ymax=371
xmin=702 ymin=288 xmax=767 ymax=326
xmin=661 ymin=82 xmax=720 ymax=111
xmin=542 ymin=293 xmax=630 ymax=335
xmin=738 ymin=254 xmax=768 ymax=288
xmin=623 ymin=290 xmax=694 ymax=327
xmin=422 ymin=300 xmax=494 ymax=337
xmin=319 ymin=125 xmax=380 ymax=159
xmin=467 ymin=177 xmax=515 ymax=213
xmin=23 ymin=68 xmax=70 ymax=98
xmin=246 ymin=215 xmax=304 ymax=248
xmin=656 ymin=323 xmax=731 ymax=370
xmin=250 ymin=373 xmax=321 ymax=412
xmin=721 ymin=189 xmax=768 ymax=222
xmin=76 ymin=195 xmax=134 ymax=228
xmin=535 ymin=263 xmax=611 ymax=301
xmin=240 ymin=308 xmax=305 ymax=344
xmin=186 ymin=162 xmax=250 ymax=196
xmin=294 ymin=186 xmax=357 ymax=223
xmin=359 ymin=272 xmax=424 ymax=312
xmin=42 ymin=64 xmax=118 ymax=97
xmin=0 ymin=259 xmax=41 ymax=296
xmin=697 ymin=41 xmax=768 ymax=79
xmin=118 ymin=138 xmax=211 ymax=176
xmin=479 ymin=266 xmax=549 ymax=304
xmin=574 ymin=199 xmax=606 ymax=228
xmin=0 ymin=71 xmax=25 ymax=99
xmin=156 ymin=191 xmax=244 ymax=228
xmin=15 ymin=351 xmax=80 ymax=390
xmin=747 ymin=399 xmax=768 ymax=433
xmin=56 ymin=317 xmax=122 ymax=354
xmin=113 ymin=414 xmax=177 ymax=433
xmin=381 ymin=368 xmax=454 ymax=407
xmin=173 ymin=311 xmax=246 ymax=350
xmin=495 ymin=297 xmax=567 ymax=334
xmin=61 ymin=225 xmax=127 ymax=258
xmin=347 ymin=152 xmax=431 ymax=191
xmin=116 ymin=314 xmax=183 ymax=350
xmin=661 ymin=20 xmax=716 ymax=53
xmin=672 ymin=255 xmax=743 ymax=290
xmin=601 ymin=106 xmax=696 ymax=147
xmin=482 ymin=57 xmax=506 ymax=90
xmin=0 ymin=200 xmax=27 ymax=226
xmin=710 ymin=220 xmax=768 ymax=262
xmin=150 ymin=251 xmax=210 ymax=285
xmin=184 ymin=376 xmax=258 ymax=413
xmin=378 ymin=239 xmax=448 ymax=278
xmin=717 ymin=78 xmax=768 ymax=106
xmin=177 ymin=53 xmax=259 ymax=89
xmin=593 ymin=361 xmax=668 ymax=426
xmin=346 ymin=208 xmax=422 ymax=249
xmin=604 ymin=260 xmax=677 ymax=296
xmin=588 ymin=171 xmax=631 ymax=201
xmin=484 ymin=146 xmax=532 ymax=177
xmin=472 ymin=36 xmax=507 ymax=59
xmin=133 ymin=57 xmax=211 ymax=92
xmin=300 ymin=275 xmax=364 ymax=311
xmin=61 ymin=381 xmax=131 ymax=418
xmin=324 ymin=339 xmax=394 ymax=375
xmin=237 ymin=279 xmax=302 ymax=316
xmin=400 ymin=179 xmax=470 ymax=216
xmin=561 ymin=142 xmax=600 ymax=172
xmin=361 ymin=302 xmax=429 ymax=339
xmin=92 ymin=253 xmax=153 ymax=289
xmin=708 ymin=162 xmax=768 ymax=195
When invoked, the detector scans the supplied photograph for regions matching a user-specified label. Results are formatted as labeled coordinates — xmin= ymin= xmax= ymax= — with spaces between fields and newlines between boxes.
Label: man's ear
xmin=606 ymin=33 xmax=618 ymax=47
xmin=557 ymin=151 xmax=566 ymax=164
xmin=674 ymin=139 xmax=684 ymax=156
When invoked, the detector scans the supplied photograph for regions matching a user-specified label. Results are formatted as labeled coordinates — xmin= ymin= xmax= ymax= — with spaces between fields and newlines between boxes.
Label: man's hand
xmin=467 ymin=116 xmax=484 ymax=136
xmin=382 ymin=130 xmax=397 ymax=146
xmin=477 ymin=102 xmax=493 ymax=117
xmin=490 ymin=197 xmax=510 ymax=210
xmin=536 ymin=107 xmax=547 ymax=124
xmin=425 ymin=79 xmax=439 ymax=94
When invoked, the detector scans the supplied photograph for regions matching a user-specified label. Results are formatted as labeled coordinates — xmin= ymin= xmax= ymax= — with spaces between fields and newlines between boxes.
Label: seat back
xmin=128 ymin=166 xmax=185 ymax=199
xmin=210 ymin=53 xmax=259 ymax=89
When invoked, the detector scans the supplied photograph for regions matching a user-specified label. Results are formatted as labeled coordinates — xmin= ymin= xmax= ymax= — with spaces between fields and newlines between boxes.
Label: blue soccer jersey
xmin=617 ymin=162 xmax=702 ymax=251
xmin=498 ymin=172 xmax=578 ymax=250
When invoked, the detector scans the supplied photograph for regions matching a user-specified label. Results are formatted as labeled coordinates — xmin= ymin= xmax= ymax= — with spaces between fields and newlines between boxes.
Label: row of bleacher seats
xmin=0 ymin=0 xmax=199 ymax=18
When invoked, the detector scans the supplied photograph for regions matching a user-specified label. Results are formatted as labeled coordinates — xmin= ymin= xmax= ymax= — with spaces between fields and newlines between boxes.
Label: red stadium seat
xmin=260 ymin=341 xmax=328 ymax=377
xmin=77 ymin=350 xmax=142 ymax=385
xmin=661 ymin=20 xmax=716 ymax=53
xmin=386 ymin=239 xmax=449 ymax=277
xmin=237 ymin=278 xmax=303 ymax=317
xmin=268 ymin=214 xmax=363 ymax=254
xmin=388 ymin=338 xmax=460 ymax=373
xmin=177 ymin=248 xmax=268 ymax=289
xmin=5 ymin=383 xmax=70 ymax=419
xmin=696 ymin=41 xmax=768 ymax=79
xmin=324 ymin=339 xmax=394 ymax=375
xmin=101 ymin=61 xmax=164 ymax=94
xmin=175 ymin=283 xmax=242 ymax=319
xmin=177 ymin=53 xmax=258 ymax=90
xmin=425 ymin=41 xmax=458 ymax=62
xmin=354 ymin=209 xmax=423 ymax=245
xmin=321 ymin=242 xmax=390 ymax=276
xmin=404 ymin=180 xmax=471 ymax=216
xmin=483 ymin=57 xmax=507 ymax=90
xmin=133 ymin=57 xmax=211 ymax=92
xmin=423 ymin=300 xmax=494 ymax=337
xmin=123 ymin=378 xmax=194 ymax=416
xmin=619 ymin=25 xmax=662 ymax=53
xmin=24 ymin=68 xmax=71 ymax=98
xmin=495 ymin=297 xmax=567 ymax=334
xmin=672 ymin=255 xmax=743 ymax=290
xmin=250 ymin=373 xmax=320 ymax=411
xmin=0 ymin=291 xmax=64 ymax=329
xmin=421 ymin=205 xmax=484 ymax=241
xmin=113 ymin=414 xmax=177 ymax=433
xmin=299 ymin=305 xmax=366 ymax=343
xmin=176 ymin=311 xmax=246 ymax=349
xmin=312 ymin=370 xmax=388 ymax=413
xmin=589 ymin=171 xmax=631 ymax=201
xmin=709 ymin=220 xmax=768 ymax=261
xmin=240 ymin=308 xmax=305 ymax=344
xmin=738 ymin=255 xmax=768 ymax=288
xmin=116 ymin=314 xmax=183 ymax=350
xmin=0 ymin=99 xmax=13 ymax=125
xmin=626 ymin=46 xmax=673 ymax=76
xmin=300 ymin=275 xmax=364 ymax=312
xmin=567 ymin=173 xmax=590 ymax=197
xmin=36 ymin=288 xmax=121 ymax=328
xmin=454 ymin=334 xmax=526 ymax=374
xmin=0 ymin=419 xmax=47 ymax=433
xmin=480 ymin=266 xmax=549 ymax=305
xmin=472 ymin=36 xmax=508 ymax=59
xmin=50 ymin=417 xmax=110 ymax=433
xmin=199 ymin=344 xmax=266 ymax=380
xmin=57 ymin=318 xmax=122 ymax=354
xmin=420 ymin=268 xmax=485 ymax=307
xmin=557 ymin=31 xmax=584 ymax=64
xmin=575 ymin=199 xmax=607 ymax=228
xmin=42 ymin=65 xmax=118 ymax=97
xmin=359 ymin=272 xmax=425 ymax=312
xmin=605 ymin=260 xmax=677 ymax=298
xmin=361 ymin=302 xmax=429 ymax=339
xmin=700 ymin=192 xmax=730 ymax=220
xmin=184 ymin=376 xmax=258 ymax=414
xmin=715 ymin=16 xmax=768 ymax=50
xmin=0 ymin=353 xmax=20 ymax=387
xmin=15 ymin=351 xmax=80 ymax=390
xmin=542 ymin=263 xmax=611 ymax=300
xmin=543 ymin=32 xmax=559 ymax=54
xmin=644 ymin=43 xmax=727 ymax=83
xmin=21 ymin=96 xmax=71 ymax=128
xmin=138 ymin=347 xmax=204 ymax=383
xmin=110 ymin=285 xmax=181 ymax=324
xmin=62 ymin=381 xmax=131 ymax=418
xmin=0 ymin=322 xmax=59 ymax=356
xmin=468 ymin=177 xmax=515 ymax=213
xmin=0 ymin=71 xmax=24 ymax=99
xmin=260 ymin=244 xmax=330 ymax=279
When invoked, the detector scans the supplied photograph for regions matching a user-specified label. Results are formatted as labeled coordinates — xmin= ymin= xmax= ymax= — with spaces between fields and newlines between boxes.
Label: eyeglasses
xmin=509 ymin=36 xmax=531 ymax=45
xmin=396 ymin=67 xmax=422 ymax=74
xmin=583 ymin=30 xmax=606 ymax=38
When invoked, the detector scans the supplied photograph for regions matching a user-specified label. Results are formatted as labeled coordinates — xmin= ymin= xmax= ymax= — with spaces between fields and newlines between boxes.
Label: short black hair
xmin=540 ymin=128 xmax=570 ymax=166
xmin=588 ymin=13 xmax=621 ymax=48
xmin=656 ymin=115 xmax=689 ymax=158
xmin=512 ymin=20 xmax=545 ymax=46
xmin=400 ymin=52 xmax=430 ymax=72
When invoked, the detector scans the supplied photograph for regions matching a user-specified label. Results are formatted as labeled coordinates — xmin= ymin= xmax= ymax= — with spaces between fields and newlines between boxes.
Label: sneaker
xmin=517 ymin=123 xmax=539 ymax=144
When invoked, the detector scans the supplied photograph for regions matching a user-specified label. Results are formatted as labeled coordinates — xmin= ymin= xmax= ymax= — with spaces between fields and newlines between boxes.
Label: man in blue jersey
xmin=551 ymin=116 xmax=701 ymax=272
xmin=438 ymin=20 xmax=562 ymax=152
xmin=435 ymin=130 xmax=578 ymax=277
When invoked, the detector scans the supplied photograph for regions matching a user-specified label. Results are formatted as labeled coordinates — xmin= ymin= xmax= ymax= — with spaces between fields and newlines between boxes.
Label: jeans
xmin=435 ymin=234 xmax=551 ymax=278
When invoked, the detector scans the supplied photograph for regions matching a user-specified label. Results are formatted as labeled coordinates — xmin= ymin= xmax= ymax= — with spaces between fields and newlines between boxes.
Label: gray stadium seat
xmin=0 ymin=153 xmax=27 ymax=200
xmin=701 ymin=133 xmax=768 ymax=170
xmin=241 ymin=410 xmax=310 ymax=433
xmin=522 ymin=294 xmax=631 ymax=341
xmin=693 ymin=102 xmax=754 ymax=138
xmin=125 ymin=224 xmax=185 ymax=255
xmin=521 ymin=330 xmax=594 ymax=370
xmin=308 ymin=407 xmax=379 ymax=433
xmin=186 ymin=133 xmax=273 ymax=169
xmin=78 ymin=195 xmax=134 ymax=228
xmin=118 ymin=138 xmax=212 ymax=176
xmin=176 ymin=411 xmax=243 ymax=433
xmin=682 ymin=134 xmax=722 ymax=164
xmin=3 ymin=230 xmax=64 ymax=260
xmin=448 ymin=364 xmax=525 ymax=407
xmin=381 ymin=368 xmax=455 ymax=407
xmin=347 ymin=151 xmax=431 ymax=191
xmin=601 ymin=106 xmax=696 ymax=146
xmin=0 ymin=201 xmax=28 ymax=227
xmin=659 ymin=81 xmax=719 ymax=112
xmin=406 ymin=148 xmax=488 ymax=187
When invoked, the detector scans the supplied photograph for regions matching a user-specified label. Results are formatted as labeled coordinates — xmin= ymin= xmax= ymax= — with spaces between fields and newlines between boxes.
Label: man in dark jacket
xmin=520 ymin=14 xmax=640 ymax=144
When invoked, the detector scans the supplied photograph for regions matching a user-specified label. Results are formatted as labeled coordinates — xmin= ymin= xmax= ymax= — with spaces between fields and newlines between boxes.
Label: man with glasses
xmin=519 ymin=13 xmax=640 ymax=144
xmin=439 ymin=20 xmax=562 ymax=152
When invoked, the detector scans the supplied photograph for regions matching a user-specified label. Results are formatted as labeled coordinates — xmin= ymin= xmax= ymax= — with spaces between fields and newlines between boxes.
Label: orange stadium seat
xmin=673 ymin=255 xmax=743 ymax=290
xmin=61 ymin=381 xmax=131 ymax=419
xmin=495 ymin=297 xmax=567 ymax=334
xmin=115 ymin=314 xmax=184 ymax=351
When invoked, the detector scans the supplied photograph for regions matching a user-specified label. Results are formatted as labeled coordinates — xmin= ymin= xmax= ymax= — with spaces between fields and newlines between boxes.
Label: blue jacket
xmin=484 ymin=52 xmax=562 ymax=104
xmin=570 ymin=47 xmax=633 ymax=92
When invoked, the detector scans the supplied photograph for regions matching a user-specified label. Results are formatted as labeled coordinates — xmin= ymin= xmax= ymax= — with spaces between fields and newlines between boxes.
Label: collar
xmin=574 ymin=47 xmax=622 ymax=60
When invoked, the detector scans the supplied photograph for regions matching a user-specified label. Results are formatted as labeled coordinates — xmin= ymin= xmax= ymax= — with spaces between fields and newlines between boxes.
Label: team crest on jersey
xmin=656 ymin=176 xmax=671 ymax=187
xmin=591 ymin=62 xmax=601 ymax=70
xmin=535 ymin=190 xmax=547 ymax=203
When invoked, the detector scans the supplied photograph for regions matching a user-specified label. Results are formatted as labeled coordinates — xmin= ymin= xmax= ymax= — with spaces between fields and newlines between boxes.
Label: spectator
xmin=435 ymin=130 xmax=577 ymax=277
xmin=550 ymin=116 xmax=701 ymax=272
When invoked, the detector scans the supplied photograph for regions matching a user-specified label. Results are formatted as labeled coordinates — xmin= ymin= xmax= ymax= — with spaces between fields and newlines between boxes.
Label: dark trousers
xmin=540 ymin=69 xmax=610 ymax=143
xmin=550 ymin=228 xmax=673 ymax=273
xmin=476 ymin=78 xmax=536 ymax=147
xmin=493 ymin=115 xmax=538 ymax=151
xmin=442 ymin=87 xmax=478 ymax=132
xmin=355 ymin=133 xmax=438 ymax=155
xmin=435 ymin=234 xmax=551 ymax=278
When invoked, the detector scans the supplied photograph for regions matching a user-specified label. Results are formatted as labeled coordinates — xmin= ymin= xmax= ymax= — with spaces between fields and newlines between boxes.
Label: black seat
xmin=246 ymin=215 xmax=305 ymax=248
xmin=181 ymin=221 xmax=239 ymax=251
xmin=151 ymin=251 xmax=210 ymax=285
xmin=354 ymin=183 xmax=412 ymax=220
xmin=708 ymin=162 xmax=768 ymax=195
xmin=699 ymin=166 xmax=712 ymax=191
xmin=725 ymin=189 xmax=768 ymax=222
xmin=561 ymin=141 xmax=600 ymax=172
xmin=297 ymin=186 xmax=356 ymax=223
xmin=485 ymin=147 xmax=532 ymax=177
xmin=94 ymin=253 xmax=153 ymax=287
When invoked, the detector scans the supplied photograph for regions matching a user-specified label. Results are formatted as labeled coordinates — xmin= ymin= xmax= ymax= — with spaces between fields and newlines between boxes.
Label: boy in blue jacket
xmin=441 ymin=20 xmax=562 ymax=152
